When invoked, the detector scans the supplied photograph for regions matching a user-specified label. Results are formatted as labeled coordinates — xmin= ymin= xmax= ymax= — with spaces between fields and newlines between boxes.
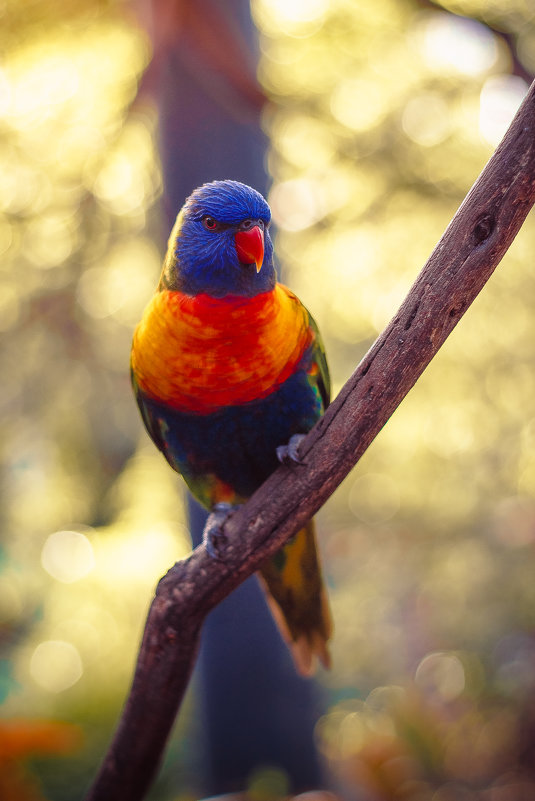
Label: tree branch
xmin=85 ymin=80 xmax=535 ymax=801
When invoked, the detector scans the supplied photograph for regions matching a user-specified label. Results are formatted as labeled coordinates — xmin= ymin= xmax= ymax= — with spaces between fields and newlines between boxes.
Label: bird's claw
xmin=276 ymin=433 xmax=307 ymax=466
xmin=203 ymin=502 xmax=239 ymax=560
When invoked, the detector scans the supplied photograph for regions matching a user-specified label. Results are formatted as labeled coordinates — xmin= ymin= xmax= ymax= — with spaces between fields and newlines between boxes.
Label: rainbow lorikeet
xmin=130 ymin=180 xmax=332 ymax=674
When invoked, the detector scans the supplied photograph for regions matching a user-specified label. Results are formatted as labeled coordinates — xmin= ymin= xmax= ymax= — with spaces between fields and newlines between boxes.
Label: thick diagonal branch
xmin=86 ymin=80 xmax=535 ymax=801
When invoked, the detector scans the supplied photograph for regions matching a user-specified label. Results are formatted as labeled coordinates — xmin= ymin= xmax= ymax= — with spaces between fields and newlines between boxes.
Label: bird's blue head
xmin=159 ymin=180 xmax=276 ymax=297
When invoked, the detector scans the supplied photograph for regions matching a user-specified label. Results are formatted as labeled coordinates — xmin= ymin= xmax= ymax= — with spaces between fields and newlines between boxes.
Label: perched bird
xmin=130 ymin=180 xmax=332 ymax=674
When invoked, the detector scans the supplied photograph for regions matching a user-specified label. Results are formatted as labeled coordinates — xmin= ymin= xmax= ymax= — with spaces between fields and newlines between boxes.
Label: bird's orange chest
xmin=131 ymin=285 xmax=313 ymax=413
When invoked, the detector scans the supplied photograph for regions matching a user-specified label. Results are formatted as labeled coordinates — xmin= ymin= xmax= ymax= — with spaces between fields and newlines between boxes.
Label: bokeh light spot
xmin=94 ymin=154 xmax=138 ymax=207
xmin=415 ymin=652 xmax=465 ymax=701
xmin=479 ymin=75 xmax=528 ymax=146
xmin=41 ymin=530 xmax=95 ymax=583
xmin=30 ymin=640 xmax=83 ymax=693
xmin=269 ymin=178 xmax=325 ymax=231
xmin=416 ymin=12 xmax=498 ymax=76
xmin=331 ymin=77 xmax=388 ymax=132
xmin=402 ymin=93 xmax=451 ymax=147
xmin=255 ymin=0 xmax=329 ymax=37
xmin=24 ymin=211 xmax=78 ymax=268
xmin=76 ymin=237 xmax=160 ymax=321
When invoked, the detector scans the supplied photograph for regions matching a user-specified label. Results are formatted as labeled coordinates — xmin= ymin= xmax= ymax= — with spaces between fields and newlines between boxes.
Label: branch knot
xmin=472 ymin=214 xmax=494 ymax=245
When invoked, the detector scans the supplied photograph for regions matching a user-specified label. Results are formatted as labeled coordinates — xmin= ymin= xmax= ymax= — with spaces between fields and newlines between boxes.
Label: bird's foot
xmin=203 ymin=502 xmax=240 ymax=561
xmin=276 ymin=433 xmax=307 ymax=466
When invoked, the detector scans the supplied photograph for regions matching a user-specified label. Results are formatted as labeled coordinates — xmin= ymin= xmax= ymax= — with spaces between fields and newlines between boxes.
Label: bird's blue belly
xmin=141 ymin=368 xmax=323 ymax=506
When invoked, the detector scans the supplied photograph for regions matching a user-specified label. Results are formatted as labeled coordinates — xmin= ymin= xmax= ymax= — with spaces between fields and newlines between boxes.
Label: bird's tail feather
xmin=258 ymin=519 xmax=332 ymax=676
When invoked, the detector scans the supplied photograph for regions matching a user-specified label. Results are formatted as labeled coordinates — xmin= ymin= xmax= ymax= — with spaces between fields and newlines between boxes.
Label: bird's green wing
xmin=308 ymin=310 xmax=330 ymax=410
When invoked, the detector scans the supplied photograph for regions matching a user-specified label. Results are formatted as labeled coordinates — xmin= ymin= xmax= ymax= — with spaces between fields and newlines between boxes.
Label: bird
xmin=130 ymin=179 xmax=332 ymax=675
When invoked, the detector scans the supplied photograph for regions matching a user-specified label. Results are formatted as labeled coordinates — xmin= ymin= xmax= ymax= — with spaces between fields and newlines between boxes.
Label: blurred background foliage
xmin=1 ymin=0 xmax=535 ymax=799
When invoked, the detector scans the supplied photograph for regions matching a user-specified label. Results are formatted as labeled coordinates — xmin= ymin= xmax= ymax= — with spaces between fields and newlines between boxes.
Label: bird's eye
xmin=202 ymin=216 xmax=218 ymax=231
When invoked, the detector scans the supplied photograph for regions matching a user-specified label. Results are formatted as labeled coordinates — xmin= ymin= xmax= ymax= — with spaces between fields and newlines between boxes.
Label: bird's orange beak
xmin=235 ymin=225 xmax=264 ymax=273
